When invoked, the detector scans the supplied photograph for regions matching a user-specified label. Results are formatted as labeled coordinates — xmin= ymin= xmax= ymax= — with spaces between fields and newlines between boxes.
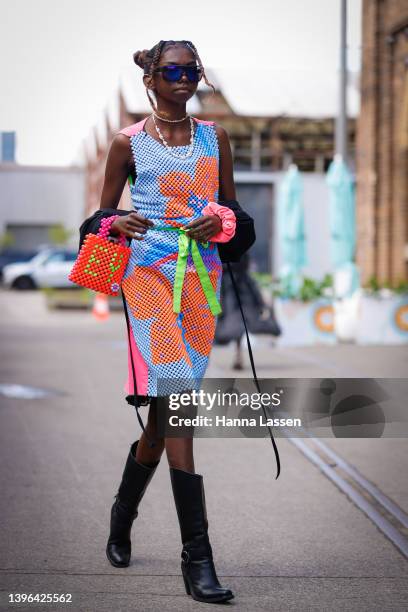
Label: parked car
xmin=0 ymin=249 xmax=40 ymax=282
xmin=2 ymin=248 xmax=78 ymax=290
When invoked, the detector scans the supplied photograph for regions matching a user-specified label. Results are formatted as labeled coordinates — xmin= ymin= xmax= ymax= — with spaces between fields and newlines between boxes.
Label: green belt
xmin=150 ymin=226 xmax=222 ymax=316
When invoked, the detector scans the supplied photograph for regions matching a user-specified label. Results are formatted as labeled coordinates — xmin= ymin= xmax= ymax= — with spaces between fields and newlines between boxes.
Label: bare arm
xmin=100 ymin=134 xmax=134 ymax=209
xmin=100 ymin=134 xmax=153 ymax=239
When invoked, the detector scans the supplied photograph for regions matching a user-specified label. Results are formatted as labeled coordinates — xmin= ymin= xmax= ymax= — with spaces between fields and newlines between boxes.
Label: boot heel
xmin=170 ymin=467 xmax=235 ymax=603
xmin=181 ymin=567 xmax=191 ymax=595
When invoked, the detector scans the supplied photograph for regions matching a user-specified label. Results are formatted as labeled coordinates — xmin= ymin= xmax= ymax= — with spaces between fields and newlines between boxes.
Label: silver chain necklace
xmin=151 ymin=113 xmax=195 ymax=159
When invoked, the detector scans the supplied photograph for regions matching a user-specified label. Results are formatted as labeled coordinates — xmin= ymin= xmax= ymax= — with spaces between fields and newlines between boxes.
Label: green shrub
xmin=273 ymin=274 xmax=333 ymax=302
xmin=364 ymin=276 xmax=408 ymax=295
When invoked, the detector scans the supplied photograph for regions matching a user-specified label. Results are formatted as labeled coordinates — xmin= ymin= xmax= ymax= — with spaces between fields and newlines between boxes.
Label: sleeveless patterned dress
xmin=119 ymin=116 xmax=223 ymax=402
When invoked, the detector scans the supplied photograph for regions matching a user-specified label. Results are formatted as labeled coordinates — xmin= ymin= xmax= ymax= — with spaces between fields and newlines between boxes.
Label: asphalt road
xmin=1 ymin=289 xmax=407 ymax=611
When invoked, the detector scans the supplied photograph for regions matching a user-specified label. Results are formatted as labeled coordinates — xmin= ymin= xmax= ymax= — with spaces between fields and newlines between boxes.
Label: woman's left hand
xmin=183 ymin=215 xmax=222 ymax=243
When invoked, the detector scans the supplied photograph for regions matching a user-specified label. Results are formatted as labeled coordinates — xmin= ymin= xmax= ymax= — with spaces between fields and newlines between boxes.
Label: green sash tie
xmin=149 ymin=225 xmax=222 ymax=316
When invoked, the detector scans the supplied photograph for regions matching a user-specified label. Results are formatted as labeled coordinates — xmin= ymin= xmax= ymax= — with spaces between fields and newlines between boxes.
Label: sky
xmin=0 ymin=0 xmax=362 ymax=166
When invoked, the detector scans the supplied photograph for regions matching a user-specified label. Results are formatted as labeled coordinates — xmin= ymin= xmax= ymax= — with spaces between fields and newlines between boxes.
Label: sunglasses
xmin=153 ymin=64 xmax=203 ymax=83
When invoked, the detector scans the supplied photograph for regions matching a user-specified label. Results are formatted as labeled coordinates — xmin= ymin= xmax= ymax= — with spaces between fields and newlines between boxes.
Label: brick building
xmin=356 ymin=0 xmax=408 ymax=284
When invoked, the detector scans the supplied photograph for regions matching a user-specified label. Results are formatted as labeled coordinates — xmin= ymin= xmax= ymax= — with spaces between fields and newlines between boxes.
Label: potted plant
xmin=355 ymin=277 xmax=408 ymax=344
xmin=272 ymin=274 xmax=336 ymax=346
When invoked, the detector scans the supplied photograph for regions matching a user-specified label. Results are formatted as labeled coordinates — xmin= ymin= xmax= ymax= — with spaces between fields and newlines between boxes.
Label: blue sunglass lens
xmin=186 ymin=68 xmax=200 ymax=82
xmin=162 ymin=66 xmax=201 ymax=82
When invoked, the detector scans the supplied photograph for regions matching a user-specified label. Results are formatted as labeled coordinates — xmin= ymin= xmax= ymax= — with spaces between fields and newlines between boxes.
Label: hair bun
xmin=133 ymin=49 xmax=149 ymax=69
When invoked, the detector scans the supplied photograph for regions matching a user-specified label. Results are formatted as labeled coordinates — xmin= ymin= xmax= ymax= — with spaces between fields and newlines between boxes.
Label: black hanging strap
xmin=226 ymin=262 xmax=281 ymax=479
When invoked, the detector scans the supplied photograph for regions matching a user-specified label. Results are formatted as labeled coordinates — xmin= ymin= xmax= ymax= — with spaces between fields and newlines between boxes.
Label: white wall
xmin=0 ymin=164 xmax=85 ymax=249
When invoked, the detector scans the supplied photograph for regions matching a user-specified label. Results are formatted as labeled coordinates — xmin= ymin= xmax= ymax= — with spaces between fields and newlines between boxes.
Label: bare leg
xmin=232 ymin=336 xmax=244 ymax=370
xmin=163 ymin=392 xmax=196 ymax=472
xmin=135 ymin=398 xmax=165 ymax=465
xmin=165 ymin=437 xmax=195 ymax=472
xmin=135 ymin=394 xmax=195 ymax=472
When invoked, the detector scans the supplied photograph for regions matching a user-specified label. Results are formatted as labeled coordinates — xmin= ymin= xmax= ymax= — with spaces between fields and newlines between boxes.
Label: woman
xmin=99 ymin=40 xmax=236 ymax=604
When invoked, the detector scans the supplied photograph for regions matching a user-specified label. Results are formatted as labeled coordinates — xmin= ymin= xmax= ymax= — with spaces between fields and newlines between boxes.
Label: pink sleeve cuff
xmin=202 ymin=201 xmax=236 ymax=243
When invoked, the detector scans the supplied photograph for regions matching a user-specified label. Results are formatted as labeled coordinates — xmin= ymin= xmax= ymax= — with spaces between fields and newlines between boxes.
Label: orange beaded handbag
xmin=69 ymin=215 xmax=131 ymax=296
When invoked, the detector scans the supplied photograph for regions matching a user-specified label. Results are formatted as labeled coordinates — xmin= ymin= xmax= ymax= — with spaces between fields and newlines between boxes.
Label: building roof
xmin=207 ymin=67 xmax=360 ymax=118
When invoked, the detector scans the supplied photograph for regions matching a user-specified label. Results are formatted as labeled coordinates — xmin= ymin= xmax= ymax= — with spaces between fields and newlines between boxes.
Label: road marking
xmin=0 ymin=383 xmax=64 ymax=399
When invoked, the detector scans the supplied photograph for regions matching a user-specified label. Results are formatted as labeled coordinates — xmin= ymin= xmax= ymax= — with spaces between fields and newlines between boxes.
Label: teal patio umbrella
xmin=277 ymin=164 xmax=308 ymax=297
xmin=326 ymin=155 xmax=360 ymax=297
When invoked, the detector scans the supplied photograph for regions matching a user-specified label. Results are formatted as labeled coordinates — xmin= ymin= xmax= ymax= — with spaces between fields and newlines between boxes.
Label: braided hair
xmin=133 ymin=40 xmax=215 ymax=113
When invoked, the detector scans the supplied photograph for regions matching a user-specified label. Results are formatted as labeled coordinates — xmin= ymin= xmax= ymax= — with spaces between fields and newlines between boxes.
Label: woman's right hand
xmin=110 ymin=212 xmax=154 ymax=240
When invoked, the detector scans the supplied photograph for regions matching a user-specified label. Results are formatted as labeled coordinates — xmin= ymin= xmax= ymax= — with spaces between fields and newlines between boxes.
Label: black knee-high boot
xmin=170 ymin=467 xmax=234 ymax=603
xmin=106 ymin=440 xmax=159 ymax=568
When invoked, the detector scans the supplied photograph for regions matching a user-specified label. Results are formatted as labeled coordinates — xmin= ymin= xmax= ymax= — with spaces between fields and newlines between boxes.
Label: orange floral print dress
xmin=119 ymin=116 xmax=223 ymax=403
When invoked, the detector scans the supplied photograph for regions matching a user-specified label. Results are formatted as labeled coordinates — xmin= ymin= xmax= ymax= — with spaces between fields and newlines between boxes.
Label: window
xmin=44 ymin=252 xmax=65 ymax=264
xmin=64 ymin=252 xmax=78 ymax=262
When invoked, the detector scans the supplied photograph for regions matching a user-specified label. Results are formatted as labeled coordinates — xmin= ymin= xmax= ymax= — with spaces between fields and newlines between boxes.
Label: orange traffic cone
xmin=92 ymin=292 xmax=110 ymax=321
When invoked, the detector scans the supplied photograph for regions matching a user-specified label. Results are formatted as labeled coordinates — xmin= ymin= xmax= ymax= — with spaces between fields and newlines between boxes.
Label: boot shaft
xmin=117 ymin=441 xmax=159 ymax=510
xmin=169 ymin=467 xmax=209 ymax=544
